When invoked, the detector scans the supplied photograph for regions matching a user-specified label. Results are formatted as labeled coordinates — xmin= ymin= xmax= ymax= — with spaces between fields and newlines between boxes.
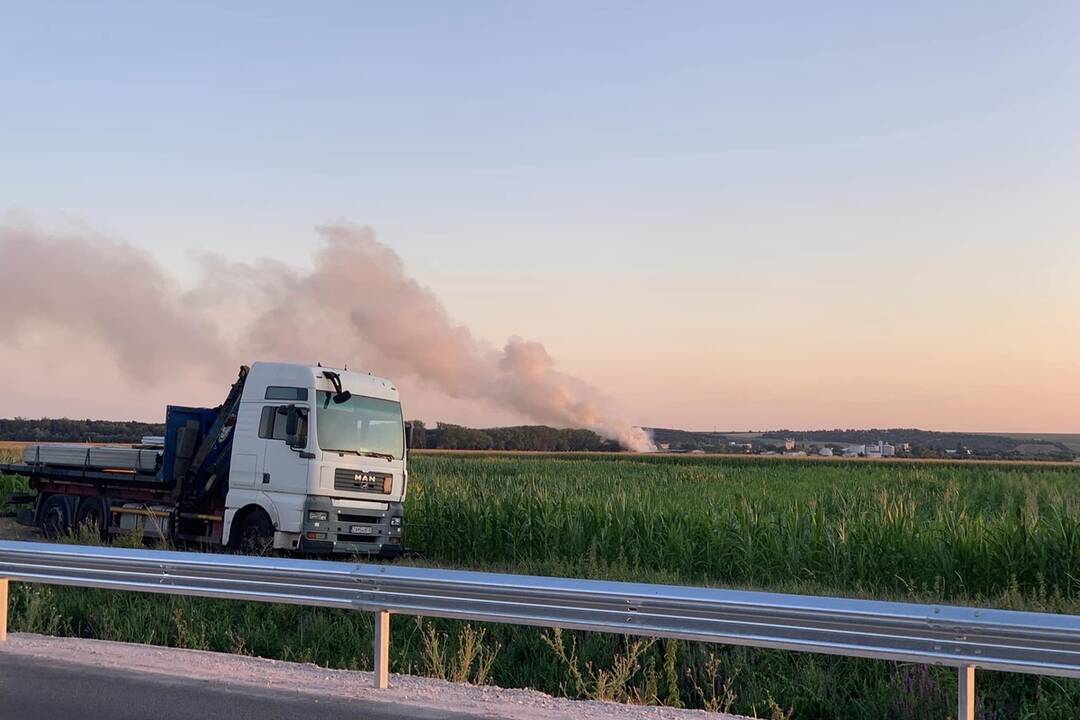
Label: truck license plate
xmin=350 ymin=525 xmax=373 ymax=535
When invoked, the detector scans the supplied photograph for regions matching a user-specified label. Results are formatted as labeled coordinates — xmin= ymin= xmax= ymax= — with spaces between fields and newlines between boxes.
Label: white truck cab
xmin=225 ymin=362 xmax=407 ymax=556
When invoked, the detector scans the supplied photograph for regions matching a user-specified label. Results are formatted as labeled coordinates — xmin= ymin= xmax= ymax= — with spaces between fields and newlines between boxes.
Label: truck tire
xmin=39 ymin=495 xmax=72 ymax=538
xmin=75 ymin=497 xmax=110 ymax=541
xmin=229 ymin=509 xmax=274 ymax=555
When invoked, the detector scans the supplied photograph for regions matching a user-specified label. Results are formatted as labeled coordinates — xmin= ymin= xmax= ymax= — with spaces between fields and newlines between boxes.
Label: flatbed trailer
xmin=7 ymin=465 xmax=226 ymax=544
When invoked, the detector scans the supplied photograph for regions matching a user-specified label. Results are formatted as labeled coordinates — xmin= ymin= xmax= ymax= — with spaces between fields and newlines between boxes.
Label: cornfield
xmin=2 ymin=452 xmax=1078 ymax=718
xmin=408 ymin=454 xmax=1080 ymax=603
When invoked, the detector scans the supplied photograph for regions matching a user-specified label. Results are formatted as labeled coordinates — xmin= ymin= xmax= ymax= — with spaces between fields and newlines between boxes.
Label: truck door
xmin=229 ymin=404 xmax=263 ymax=490
xmin=260 ymin=404 xmax=311 ymax=494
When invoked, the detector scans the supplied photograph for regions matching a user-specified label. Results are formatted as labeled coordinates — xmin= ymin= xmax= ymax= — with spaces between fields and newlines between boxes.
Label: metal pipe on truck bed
xmin=110 ymin=507 xmax=171 ymax=518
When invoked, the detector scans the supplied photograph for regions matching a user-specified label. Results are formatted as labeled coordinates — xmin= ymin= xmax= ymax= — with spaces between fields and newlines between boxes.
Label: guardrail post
xmin=0 ymin=577 xmax=8 ymax=643
xmin=958 ymin=665 xmax=975 ymax=720
xmin=374 ymin=610 xmax=390 ymax=689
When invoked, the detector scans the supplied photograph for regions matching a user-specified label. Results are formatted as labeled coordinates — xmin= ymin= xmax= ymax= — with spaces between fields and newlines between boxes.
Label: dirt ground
xmin=0 ymin=516 xmax=37 ymax=540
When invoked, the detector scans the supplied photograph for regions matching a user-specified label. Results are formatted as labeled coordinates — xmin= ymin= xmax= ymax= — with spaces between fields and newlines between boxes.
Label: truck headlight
xmin=390 ymin=517 xmax=402 ymax=527
xmin=308 ymin=511 xmax=329 ymax=521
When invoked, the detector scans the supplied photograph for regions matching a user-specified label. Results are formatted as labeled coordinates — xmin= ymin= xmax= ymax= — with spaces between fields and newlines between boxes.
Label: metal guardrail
xmin=0 ymin=540 xmax=1078 ymax=719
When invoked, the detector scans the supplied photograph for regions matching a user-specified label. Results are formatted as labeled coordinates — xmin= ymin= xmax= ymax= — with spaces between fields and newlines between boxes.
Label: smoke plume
xmin=0 ymin=221 xmax=654 ymax=451
xmin=0 ymin=225 xmax=228 ymax=382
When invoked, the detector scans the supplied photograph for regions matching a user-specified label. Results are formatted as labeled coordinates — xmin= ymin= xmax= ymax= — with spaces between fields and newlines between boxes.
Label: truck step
xmin=5 ymin=493 xmax=36 ymax=505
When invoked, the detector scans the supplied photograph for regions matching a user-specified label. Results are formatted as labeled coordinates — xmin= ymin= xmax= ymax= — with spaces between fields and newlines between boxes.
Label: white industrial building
xmin=841 ymin=442 xmax=895 ymax=458
xmin=864 ymin=441 xmax=896 ymax=458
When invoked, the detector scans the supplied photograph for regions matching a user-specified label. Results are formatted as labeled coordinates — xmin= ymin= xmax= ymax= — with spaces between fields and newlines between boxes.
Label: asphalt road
xmin=0 ymin=654 xmax=495 ymax=720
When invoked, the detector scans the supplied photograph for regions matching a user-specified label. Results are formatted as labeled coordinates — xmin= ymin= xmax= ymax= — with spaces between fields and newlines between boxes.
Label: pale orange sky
xmin=1 ymin=215 xmax=1077 ymax=433
xmin=2 ymin=4 xmax=1079 ymax=433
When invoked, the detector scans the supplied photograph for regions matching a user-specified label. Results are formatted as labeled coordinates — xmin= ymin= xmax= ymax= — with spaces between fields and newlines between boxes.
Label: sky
xmin=1 ymin=1 xmax=1078 ymax=433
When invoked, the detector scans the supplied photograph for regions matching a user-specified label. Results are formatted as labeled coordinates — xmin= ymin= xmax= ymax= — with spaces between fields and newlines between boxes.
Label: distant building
xmin=842 ymin=445 xmax=865 ymax=457
xmin=784 ymin=438 xmax=796 ymax=451
xmin=657 ymin=442 xmax=671 ymax=451
xmin=819 ymin=447 xmax=834 ymax=457
xmin=862 ymin=440 xmax=895 ymax=458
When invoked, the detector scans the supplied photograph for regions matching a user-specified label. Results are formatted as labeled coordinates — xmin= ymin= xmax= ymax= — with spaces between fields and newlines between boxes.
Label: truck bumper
xmin=299 ymin=496 xmax=404 ymax=557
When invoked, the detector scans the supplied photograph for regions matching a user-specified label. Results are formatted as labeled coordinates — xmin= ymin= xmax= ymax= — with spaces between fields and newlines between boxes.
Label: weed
xmin=542 ymin=627 xmax=656 ymax=704
xmin=416 ymin=618 xmax=500 ymax=685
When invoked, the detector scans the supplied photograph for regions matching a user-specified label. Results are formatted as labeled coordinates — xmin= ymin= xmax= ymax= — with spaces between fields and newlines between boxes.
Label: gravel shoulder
xmin=2 ymin=633 xmax=746 ymax=720
xmin=0 ymin=517 xmax=37 ymax=541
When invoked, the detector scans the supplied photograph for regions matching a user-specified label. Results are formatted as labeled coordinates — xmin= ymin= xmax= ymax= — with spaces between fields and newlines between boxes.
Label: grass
xmin=0 ymin=445 xmax=28 ymax=513
xmin=3 ymin=451 xmax=1080 ymax=718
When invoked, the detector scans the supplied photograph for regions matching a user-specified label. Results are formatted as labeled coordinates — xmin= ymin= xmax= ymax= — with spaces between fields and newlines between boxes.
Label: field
xmin=2 ymin=449 xmax=1079 ymax=718
xmin=986 ymin=433 xmax=1080 ymax=454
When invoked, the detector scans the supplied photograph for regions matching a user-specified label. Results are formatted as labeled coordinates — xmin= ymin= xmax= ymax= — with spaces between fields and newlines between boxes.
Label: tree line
xmin=406 ymin=422 xmax=617 ymax=452
xmin=0 ymin=418 xmax=166 ymax=444
xmin=0 ymin=417 xmax=616 ymax=452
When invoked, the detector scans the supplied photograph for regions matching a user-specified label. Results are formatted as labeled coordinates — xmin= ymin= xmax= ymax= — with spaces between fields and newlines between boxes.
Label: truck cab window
xmin=315 ymin=392 xmax=404 ymax=459
xmin=259 ymin=405 xmax=308 ymax=446
xmin=265 ymin=386 xmax=309 ymax=401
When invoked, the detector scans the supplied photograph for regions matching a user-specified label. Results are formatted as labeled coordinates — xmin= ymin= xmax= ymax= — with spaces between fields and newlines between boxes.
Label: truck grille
xmin=338 ymin=512 xmax=380 ymax=524
xmin=337 ymin=533 xmax=378 ymax=543
xmin=334 ymin=468 xmax=392 ymax=494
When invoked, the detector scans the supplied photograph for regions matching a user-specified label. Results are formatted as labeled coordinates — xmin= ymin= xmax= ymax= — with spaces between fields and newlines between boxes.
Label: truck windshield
xmin=315 ymin=391 xmax=404 ymax=459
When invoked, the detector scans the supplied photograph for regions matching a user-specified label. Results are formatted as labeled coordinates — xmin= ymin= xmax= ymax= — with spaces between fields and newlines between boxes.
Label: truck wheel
xmin=75 ymin=498 xmax=110 ymax=541
xmin=230 ymin=510 xmax=274 ymax=555
xmin=40 ymin=495 xmax=72 ymax=538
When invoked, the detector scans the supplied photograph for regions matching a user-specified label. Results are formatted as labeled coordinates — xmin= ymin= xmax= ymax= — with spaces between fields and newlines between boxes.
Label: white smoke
xmin=0 ymin=220 xmax=655 ymax=452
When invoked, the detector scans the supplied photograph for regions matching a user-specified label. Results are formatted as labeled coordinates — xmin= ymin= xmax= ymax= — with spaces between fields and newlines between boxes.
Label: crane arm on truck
xmin=176 ymin=365 xmax=249 ymax=504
